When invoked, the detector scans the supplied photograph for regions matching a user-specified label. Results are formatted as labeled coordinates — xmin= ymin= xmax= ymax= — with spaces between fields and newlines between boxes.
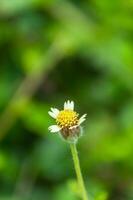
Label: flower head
xmin=48 ymin=100 xmax=87 ymax=143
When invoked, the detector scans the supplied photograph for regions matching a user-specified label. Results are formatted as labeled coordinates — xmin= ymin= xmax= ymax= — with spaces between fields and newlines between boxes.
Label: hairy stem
xmin=70 ymin=143 xmax=88 ymax=200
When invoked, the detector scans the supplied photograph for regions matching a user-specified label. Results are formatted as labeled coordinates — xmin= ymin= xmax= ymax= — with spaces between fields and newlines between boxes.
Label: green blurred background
xmin=0 ymin=0 xmax=133 ymax=199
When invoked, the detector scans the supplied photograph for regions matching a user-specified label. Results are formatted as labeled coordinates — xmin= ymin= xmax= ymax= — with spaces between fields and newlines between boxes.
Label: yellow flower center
xmin=56 ymin=110 xmax=79 ymax=128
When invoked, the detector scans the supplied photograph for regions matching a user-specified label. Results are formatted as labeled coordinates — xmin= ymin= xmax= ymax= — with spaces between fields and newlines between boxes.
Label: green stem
xmin=70 ymin=143 xmax=88 ymax=200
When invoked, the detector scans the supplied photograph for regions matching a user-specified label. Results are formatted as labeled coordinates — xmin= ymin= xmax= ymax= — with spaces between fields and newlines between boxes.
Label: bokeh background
xmin=0 ymin=0 xmax=133 ymax=199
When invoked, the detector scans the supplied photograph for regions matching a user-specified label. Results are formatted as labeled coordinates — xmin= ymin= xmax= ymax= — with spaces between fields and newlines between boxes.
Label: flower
xmin=48 ymin=100 xmax=87 ymax=142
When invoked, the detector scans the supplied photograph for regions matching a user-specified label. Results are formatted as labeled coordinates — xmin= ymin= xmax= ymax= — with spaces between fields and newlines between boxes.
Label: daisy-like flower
xmin=48 ymin=100 xmax=87 ymax=143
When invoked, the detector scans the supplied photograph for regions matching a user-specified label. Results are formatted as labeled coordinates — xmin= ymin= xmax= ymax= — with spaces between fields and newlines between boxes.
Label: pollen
xmin=56 ymin=110 xmax=79 ymax=128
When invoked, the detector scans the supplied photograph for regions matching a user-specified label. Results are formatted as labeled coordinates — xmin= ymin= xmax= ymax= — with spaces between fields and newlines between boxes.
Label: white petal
xmin=64 ymin=101 xmax=67 ymax=110
xmin=48 ymin=125 xmax=61 ymax=133
xmin=78 ymin=114 xmax=87 ymax=125
xmin=69 ymin=125 xmax=78 ymax=129
xmin=48 ymin=111 xmax=57 ymax=119
xmin=51 ymin=108 xmax=59 ymax=117
xmin=48 ymin=108 xmax=59 ymax=119
xmin=67 ymin=100 xmax=71 ymax=109
xmin=70 ymin=101 xmax=74 ymax=110
xmin=64 ymin=100 xmax=69 ymax=110
xmin=64 ymin=100 xmax=74 ymax=110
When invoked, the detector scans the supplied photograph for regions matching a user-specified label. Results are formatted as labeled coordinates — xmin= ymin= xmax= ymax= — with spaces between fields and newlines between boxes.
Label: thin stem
xmin=70 ymin=143 xmax=88 ymax=200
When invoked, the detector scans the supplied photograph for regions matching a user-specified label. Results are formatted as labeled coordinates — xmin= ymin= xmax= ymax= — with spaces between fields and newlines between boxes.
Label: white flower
xmin=48 ymin=100 xmax=87 ymax=142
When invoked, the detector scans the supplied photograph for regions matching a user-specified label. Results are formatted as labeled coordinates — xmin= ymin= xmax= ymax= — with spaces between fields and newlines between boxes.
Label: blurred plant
xmin=48 ymin=100 xmax=88 ymax=200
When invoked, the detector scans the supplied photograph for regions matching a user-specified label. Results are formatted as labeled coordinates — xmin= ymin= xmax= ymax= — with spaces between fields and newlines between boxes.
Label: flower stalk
xmin=70 ymin=143 xmax=88 ymax=200
xmin=48 ymin=100 xmax=88 ymax=199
